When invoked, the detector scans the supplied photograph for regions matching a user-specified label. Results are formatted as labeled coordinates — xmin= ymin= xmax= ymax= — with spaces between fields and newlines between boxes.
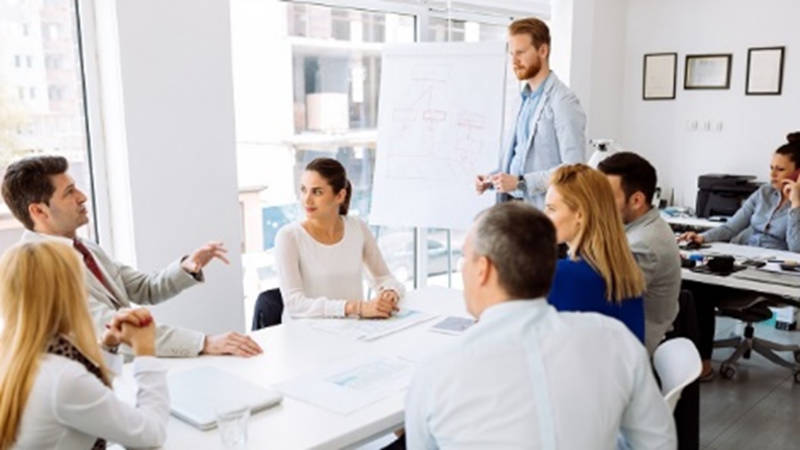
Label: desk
xmin=661 ymin=213 xmax=723 ymax=231
xmin=680 ymin=243 xmax=800 ymax=301
xmin=114 ymin=286 xmax=467 ymax=450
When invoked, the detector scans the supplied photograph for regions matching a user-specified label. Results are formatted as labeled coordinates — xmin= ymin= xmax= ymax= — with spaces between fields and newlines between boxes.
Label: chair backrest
xmin=653 ymin=337 xmax=702 ymax=412
xmin=251 ymin=288 xmax=284 ymax=331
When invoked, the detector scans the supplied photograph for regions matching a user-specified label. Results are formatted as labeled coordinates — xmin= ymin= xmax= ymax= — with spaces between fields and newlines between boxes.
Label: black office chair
xmin=252 ymin=288 xmax=284 ymax=331
xmin=713 ymin=295 xmax=800 ymax=383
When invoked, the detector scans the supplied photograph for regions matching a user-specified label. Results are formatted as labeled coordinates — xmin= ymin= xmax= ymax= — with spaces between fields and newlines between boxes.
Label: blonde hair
xmin=550 ymin=164 xmax=645 ymax=302
xmin=0 ymin=241 xmax=111 ymax=450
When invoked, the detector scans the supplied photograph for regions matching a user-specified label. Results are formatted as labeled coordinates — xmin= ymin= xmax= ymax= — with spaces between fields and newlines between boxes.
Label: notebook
xmin=168 ymin=366 xmax=283 ymax=430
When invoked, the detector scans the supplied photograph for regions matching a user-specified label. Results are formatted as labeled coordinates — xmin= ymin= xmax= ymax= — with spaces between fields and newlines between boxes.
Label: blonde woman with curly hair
xmin=544 ymin=164 xmax=646 ymax=342
xmin=0 ymin=241 xmax=168 ymax=450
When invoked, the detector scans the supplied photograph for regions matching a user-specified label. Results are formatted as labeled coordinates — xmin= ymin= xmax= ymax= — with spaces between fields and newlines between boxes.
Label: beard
xmin=514 ymin=56 xmax=542 ymax=81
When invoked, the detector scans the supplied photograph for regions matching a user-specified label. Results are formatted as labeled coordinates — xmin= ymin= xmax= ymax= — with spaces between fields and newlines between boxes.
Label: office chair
xmin=714 ymin=295 xmax=800 ymax=383
xmin=252 ymin=288 xmax=283 ymax=331
xmin=653 ymin=338 xmax=702 ymax=412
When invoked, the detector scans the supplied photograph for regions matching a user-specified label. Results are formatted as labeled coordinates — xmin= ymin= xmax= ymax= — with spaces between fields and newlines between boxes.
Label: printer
xmin=695 ymin=174 xmax=761 ymax=218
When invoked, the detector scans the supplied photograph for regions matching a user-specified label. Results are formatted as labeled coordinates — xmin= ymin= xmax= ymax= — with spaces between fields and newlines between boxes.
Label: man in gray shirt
xmin=600 ymin=152 xmax=681 ymax=354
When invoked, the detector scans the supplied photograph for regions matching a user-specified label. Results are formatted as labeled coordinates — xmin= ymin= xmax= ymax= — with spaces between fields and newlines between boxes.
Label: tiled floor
xmin=700 ymin=317 xmax=800 ymax=450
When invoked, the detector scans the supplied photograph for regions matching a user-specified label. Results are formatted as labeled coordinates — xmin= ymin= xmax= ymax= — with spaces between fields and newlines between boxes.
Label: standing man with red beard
xmin=476 ymin=17 xmax=586 ymax=208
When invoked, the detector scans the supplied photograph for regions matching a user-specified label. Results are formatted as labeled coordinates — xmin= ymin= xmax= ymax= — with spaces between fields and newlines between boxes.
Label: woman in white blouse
xmin=275 ymin=157 xmax=405 ymax=319
xmin=0 ymin=241 xmax=168 ymax=450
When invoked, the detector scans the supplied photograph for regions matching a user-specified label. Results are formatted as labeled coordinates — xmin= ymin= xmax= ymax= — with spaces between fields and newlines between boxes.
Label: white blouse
xmin=275 ymin=215 xmax=405 ymax=319
xmin=13 ymin=354 xmax=169 ymax=450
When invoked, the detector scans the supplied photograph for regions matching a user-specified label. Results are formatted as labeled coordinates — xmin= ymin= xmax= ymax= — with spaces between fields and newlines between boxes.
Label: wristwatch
xmin=101 ymin=342 xmax=119 ymax=354
xmin=517 ymin=175 xmax=527 ymax=193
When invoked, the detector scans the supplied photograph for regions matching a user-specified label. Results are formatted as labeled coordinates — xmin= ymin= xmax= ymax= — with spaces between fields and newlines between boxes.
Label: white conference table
xmin=680 ymin=242 xmax=800 ymax=300
xmin=114 ymin=286 xmax=468 ymax=450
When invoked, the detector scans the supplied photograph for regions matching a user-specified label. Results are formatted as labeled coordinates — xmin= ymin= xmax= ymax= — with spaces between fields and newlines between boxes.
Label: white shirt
xmin=405 ymin=300 xmax=676 ymax=450
xmin=275 ymin=216 xmax=405 ymax=319
xmin=14 ymin=354 xmax=169 ymax=450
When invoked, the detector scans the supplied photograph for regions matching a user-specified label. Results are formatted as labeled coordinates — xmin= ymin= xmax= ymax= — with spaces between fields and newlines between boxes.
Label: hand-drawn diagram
xmin=370 ymin=42 xmax=507 ymax=230
xmin=384 ymin=63 xmax=492 ymax=184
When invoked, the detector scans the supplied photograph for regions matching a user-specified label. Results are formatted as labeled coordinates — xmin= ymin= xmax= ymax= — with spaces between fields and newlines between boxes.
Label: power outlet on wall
xmin=685 ymin=119 xmax=722 ymax=132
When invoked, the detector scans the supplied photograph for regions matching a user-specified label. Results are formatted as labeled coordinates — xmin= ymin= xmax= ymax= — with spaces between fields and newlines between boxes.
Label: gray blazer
xmin=21 ymin=231 xmax=205 ymax=357
xmin=499 ymin=72 xmax=587 ymax=208
xmin=625 ymin=208 xmax=682 ymax=354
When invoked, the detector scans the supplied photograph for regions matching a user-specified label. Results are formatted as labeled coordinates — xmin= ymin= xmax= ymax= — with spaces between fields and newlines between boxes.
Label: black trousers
xmin=665 ymin=289 xmax=702 ymax=450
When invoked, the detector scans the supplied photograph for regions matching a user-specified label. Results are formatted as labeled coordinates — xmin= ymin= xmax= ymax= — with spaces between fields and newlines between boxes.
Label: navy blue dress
xmin=547 ymin=257 xmax=645 ymax=343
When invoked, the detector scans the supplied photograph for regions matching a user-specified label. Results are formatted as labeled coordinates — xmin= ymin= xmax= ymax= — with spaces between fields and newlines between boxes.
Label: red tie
xmin=73 ymin=239 xmax=121 ymax=308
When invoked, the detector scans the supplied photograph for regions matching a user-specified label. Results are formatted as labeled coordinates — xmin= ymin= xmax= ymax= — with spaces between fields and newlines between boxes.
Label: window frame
xmin=279 ymin=0 xmax=533 ymax=288
xmin=75 ymin=0 xmax=114 ymax=248
xmin=280 ymin=0 xmax=548 ymax=23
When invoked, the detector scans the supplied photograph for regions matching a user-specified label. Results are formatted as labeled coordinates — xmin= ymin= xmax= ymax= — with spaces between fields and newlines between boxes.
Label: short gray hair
xmin=472 ymin=202 xmax=557 ymax=299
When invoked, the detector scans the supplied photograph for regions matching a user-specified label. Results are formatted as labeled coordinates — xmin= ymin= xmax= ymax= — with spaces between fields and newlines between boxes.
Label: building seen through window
xmin=0 ymin=0 xmax=94 ymax=252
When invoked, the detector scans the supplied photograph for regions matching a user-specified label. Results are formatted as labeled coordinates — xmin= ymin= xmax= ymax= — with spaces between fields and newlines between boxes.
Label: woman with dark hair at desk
xmin=679 ymin=132 xmax=800 ymax=380
xmin=680 ymin=132 xmax=800 ymax=251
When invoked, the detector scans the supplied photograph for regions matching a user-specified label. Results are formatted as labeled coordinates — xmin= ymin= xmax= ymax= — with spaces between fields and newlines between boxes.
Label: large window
xmin=0 ymin=0 xmax=94 ymax=251
xmin=231 ymin=0 xmax=515 ymax=325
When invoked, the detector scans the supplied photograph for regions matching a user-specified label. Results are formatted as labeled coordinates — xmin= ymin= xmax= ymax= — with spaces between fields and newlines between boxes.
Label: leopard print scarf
xmin=46 ymin=335 xmax=107 ymax=450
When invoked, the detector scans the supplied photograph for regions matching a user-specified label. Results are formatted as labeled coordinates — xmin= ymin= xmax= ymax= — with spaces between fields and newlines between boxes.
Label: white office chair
xmin=653 ymin=338 xmax=702 ymax=411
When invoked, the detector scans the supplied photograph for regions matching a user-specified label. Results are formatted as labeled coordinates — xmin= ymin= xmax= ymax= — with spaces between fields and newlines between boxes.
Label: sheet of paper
xmin=307 ymin=309 xmax=438 ymax=341
xmin=275 ymin=356 xmax=414 ymax=415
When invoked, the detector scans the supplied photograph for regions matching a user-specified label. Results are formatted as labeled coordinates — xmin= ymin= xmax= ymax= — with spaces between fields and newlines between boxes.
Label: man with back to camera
xmin=405 ymin=202 xmax=676 ymax=449
xmin=599 ymin=152 xmax=682 ymax=354
xmin=2 ymin=155 xmax=262 ymax=357
xmin=475 ymin=17 xmax=586 ymax=208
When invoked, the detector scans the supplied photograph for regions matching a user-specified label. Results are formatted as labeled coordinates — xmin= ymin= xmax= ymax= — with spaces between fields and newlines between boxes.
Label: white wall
xmin=548 ymin=0 xmax=574 ymax=86
xmin=620 ymin=0 xmax=800 ymax=208
xmin=96 ymin=0 xmax=245 ymax=334
xmin=0 ymin=228 xmax=22 ymax=253
xmin=550 ymin=0 xmax=629 ymax=158
xmin=583 ymin=0 xmax=627 ymax=143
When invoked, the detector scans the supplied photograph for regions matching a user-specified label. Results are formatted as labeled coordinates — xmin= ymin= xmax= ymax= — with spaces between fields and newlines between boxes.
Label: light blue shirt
xmin=701 ymin=184 xmax=800 ymax=252
xmin=507 ymin=79 xmax=547 ymax=199
xmin=405 ymin=300 xmax=676 ymax=450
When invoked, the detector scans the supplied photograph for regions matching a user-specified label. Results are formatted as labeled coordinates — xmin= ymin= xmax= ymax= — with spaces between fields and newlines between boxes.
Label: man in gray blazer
xmin=2 ymin=155 xmax=262 ymax=358
xmin=599 ymin=152 xmax=682 ymax=354
xmin=476 ymin=17 xmax=586 ymax=208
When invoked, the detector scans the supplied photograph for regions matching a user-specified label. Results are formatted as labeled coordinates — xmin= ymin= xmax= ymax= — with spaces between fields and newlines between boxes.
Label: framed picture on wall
xmin=642 ymin=52 xmax=677 ymax=100
xmin=746 ymin=46 xmax=785 ymax=95
xmin=684 ymin=54 xmax=732 ymax=89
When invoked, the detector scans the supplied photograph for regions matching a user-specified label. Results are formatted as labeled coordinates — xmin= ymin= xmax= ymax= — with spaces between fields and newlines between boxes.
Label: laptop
xmin=168 ymin=366 xmax=283 ymax=430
